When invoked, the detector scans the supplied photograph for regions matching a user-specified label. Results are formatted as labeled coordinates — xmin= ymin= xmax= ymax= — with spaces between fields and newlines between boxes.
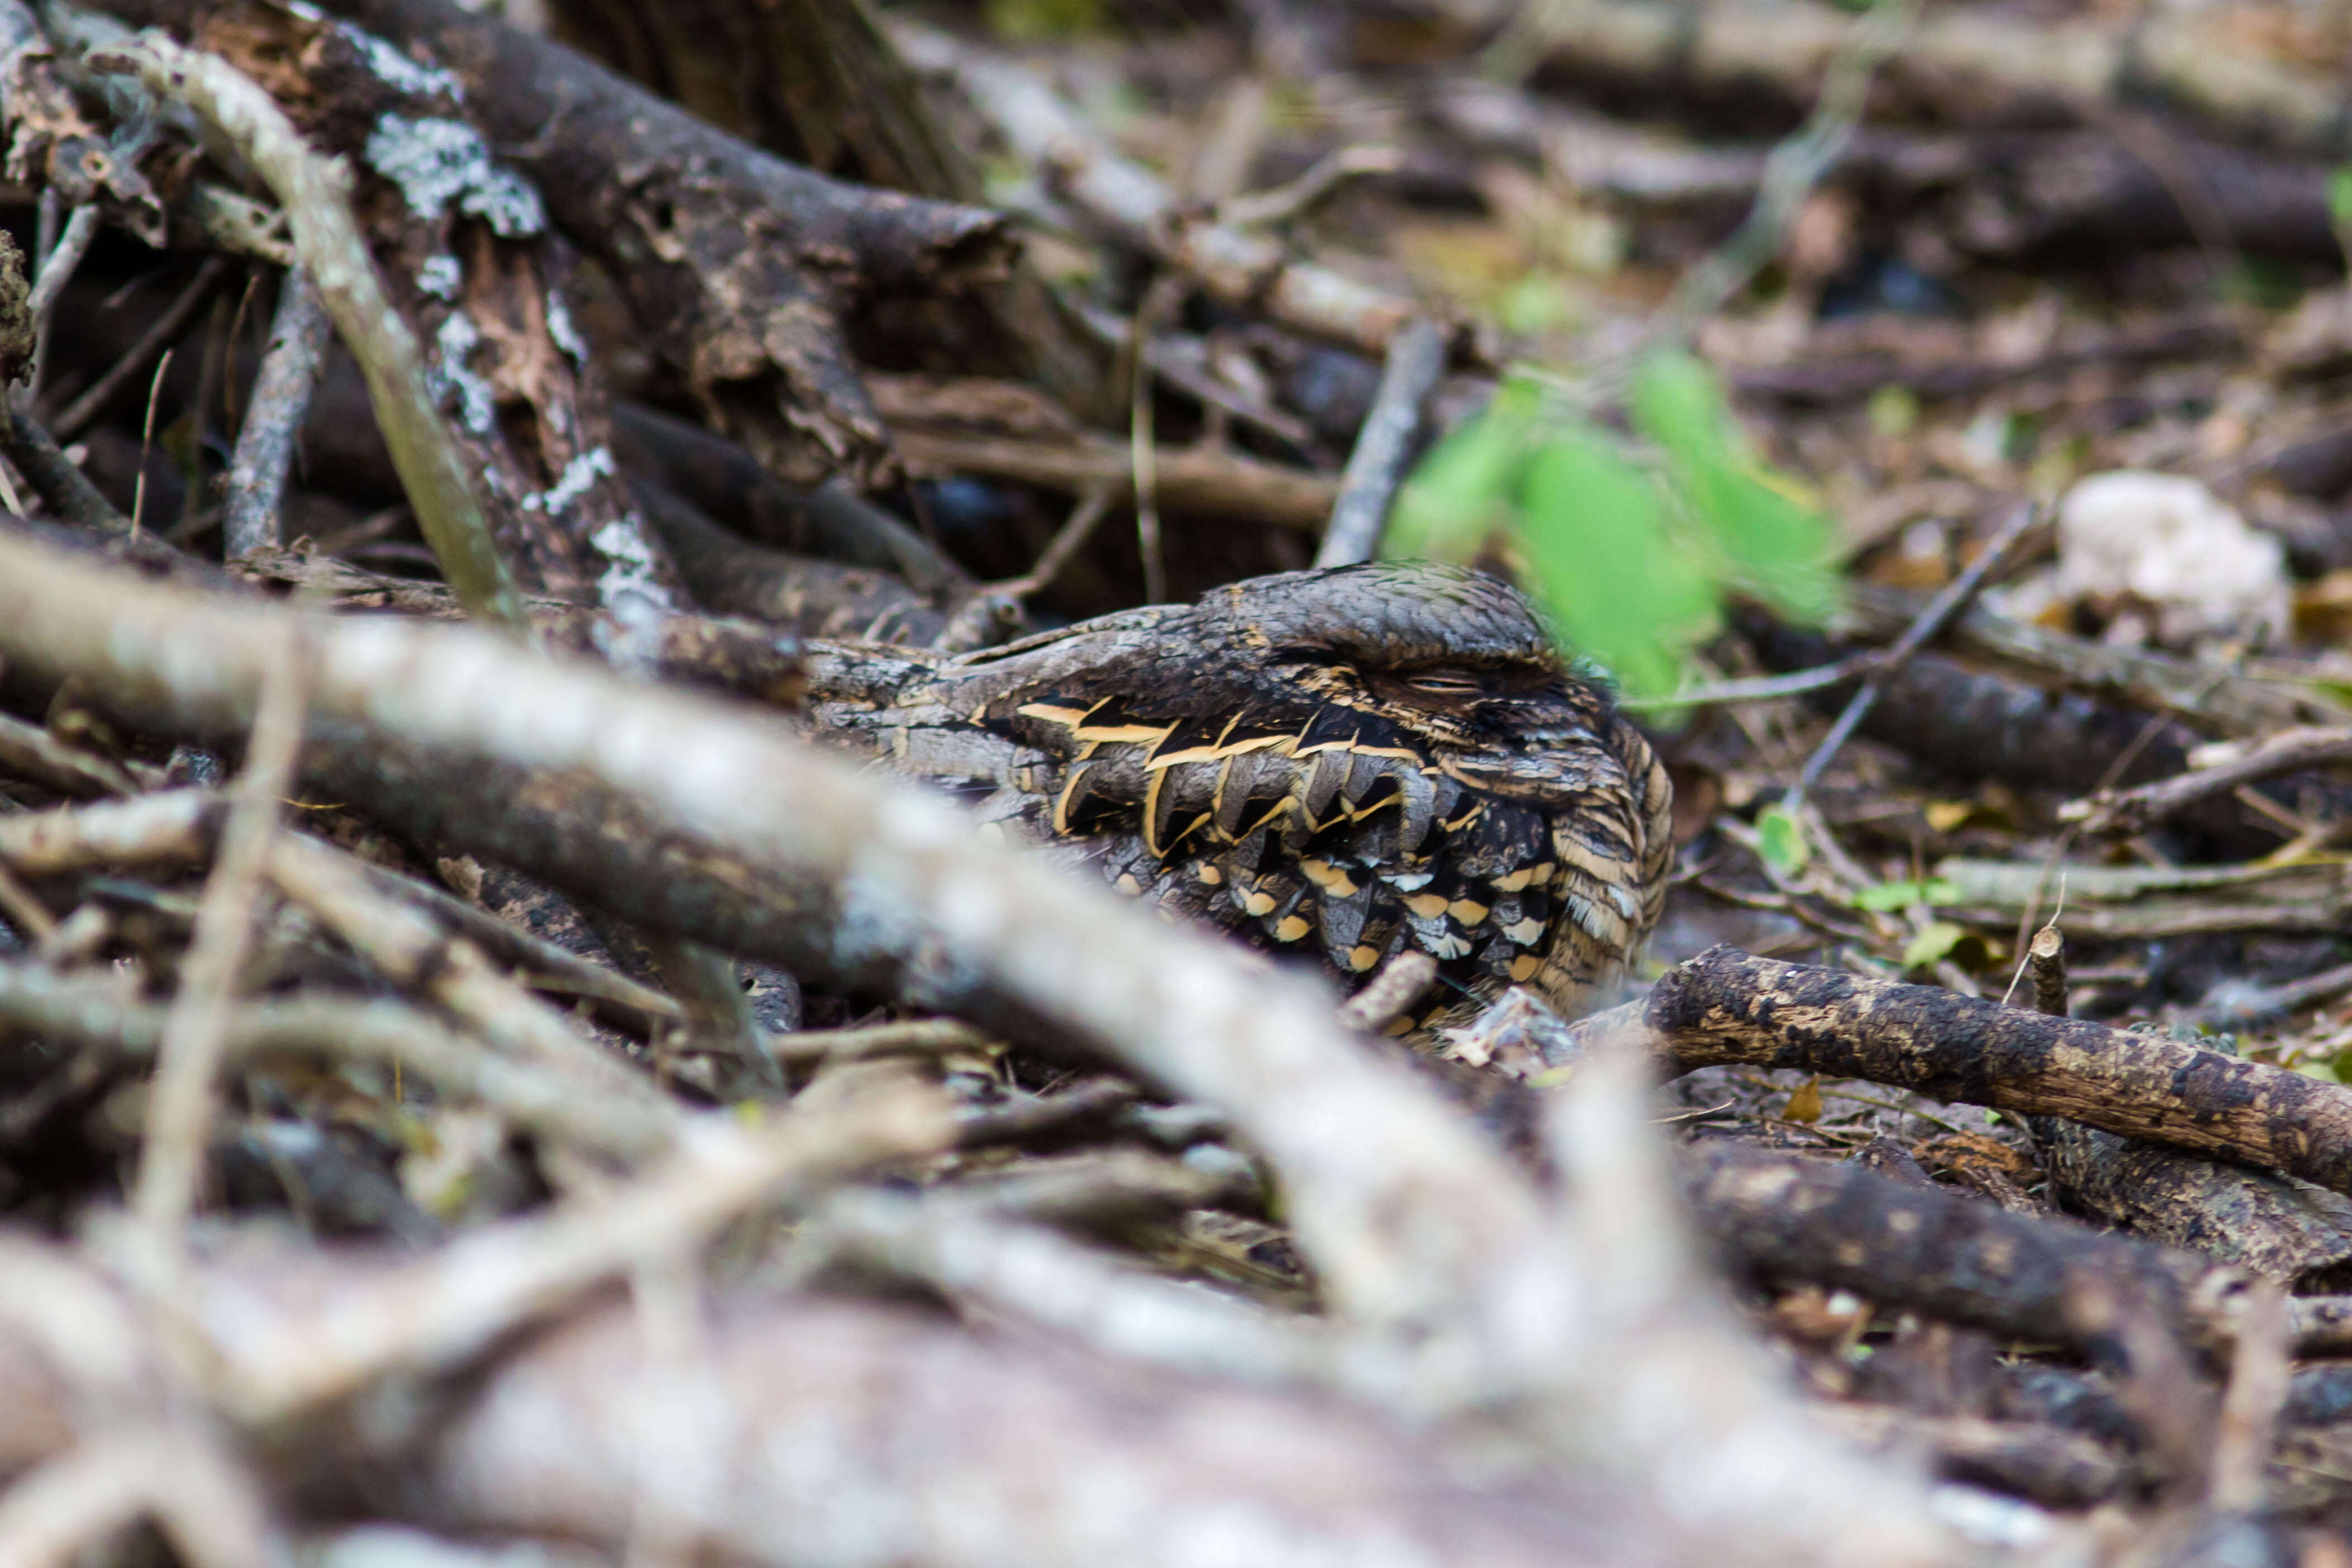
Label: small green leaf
xmin=1515 ymin=429 xmax=1716 ymax=698
xmin=1852 ymin=877 xmax=1960 ymax=912
xmin=1902 ymin=921 xmax=1966 ymax=970
xmin=1755 ymin=805 xmax=1809 ymax=875
xmin=2330 ymin=167 xmax=2352 ymax=231
xmin=1867 ymin=386 xmax=1918 ymax=438
xmin=1630 ymin=350 xmax=1840 ymax=626
xmin=1383 ymin=384 xmax=1539 ymax=563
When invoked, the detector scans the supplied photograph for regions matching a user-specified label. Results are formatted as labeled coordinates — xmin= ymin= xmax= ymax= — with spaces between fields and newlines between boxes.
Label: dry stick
xmin=2027 ymin=925 xmax=2069 ymax=1017
xmin=1617 ymin=657 xmax=1869 ymax=711
xmin=0 ymin=708 xmax=141 ymax=797
xmin=769 ymin=1017 xmax=990 ymax=1070
xmin=130 ymin=628 xmax=306 ymax=1243
xmin=222 ymin=268 xmax=329 ymax=558
xmin=2065 ymin=724 xmax=2352 ymax=835
xmin=2210 ymin=1282 xmax=2291 ymax=1513
xmin=49 ymin=256 xmax=224 ymax=440
xmin=23 ymin=201 xmax=98 ymax=405
xmin=0 ymin=859 xmax=56 ymax=942
xmin=194 ymin=1085 xmax=949 ymax=1424
xmin=1336 ymin=950 xmax=1438 ymax=1032
xmin=1783 ymin=500 xmax=2039 ymax=808
xmin=1644 ymin=946 xmax=2352 ymax=1195
xmin=1542 ymin=1030 xmax=1947 ymax=1563
xmin=991 ymin=486 xmax=1112 ymax=601
xmin=1313 ymin=316 xmax=1449 ymax=568
xmin=1683 ymin=1138 xmax=2253 ymax=1354
xmin=24 ymin=206 xmax=96 ymax=324
xmin=92 ymin=30 xmax=525 ymax=630
xmin=0 ymin=1427 xmax=285 ymax=1568
xmin=795 ymin=1186 xmax=1356 ymax=1390
xmin=263 ymin=834 xmax=676 ymax=1116
xmin=126 ymin=346 xmax=172 ymax=537
xmin=0 ymin=789 xmax=682 ymax=1027
xmin=0 ymin=961 xmax=676 ymax=1159
xmin=0 ymin=405 xmax=127 ymax=529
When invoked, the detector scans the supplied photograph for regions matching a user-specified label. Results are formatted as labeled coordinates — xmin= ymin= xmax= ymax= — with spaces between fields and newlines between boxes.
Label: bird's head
xmin=1198 ymin=560 xmax=1615 ymax=759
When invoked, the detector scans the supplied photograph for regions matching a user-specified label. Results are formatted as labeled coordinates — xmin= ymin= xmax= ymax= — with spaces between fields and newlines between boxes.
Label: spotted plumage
xmin=799 ymin=562 xmax=1675 ymax=1021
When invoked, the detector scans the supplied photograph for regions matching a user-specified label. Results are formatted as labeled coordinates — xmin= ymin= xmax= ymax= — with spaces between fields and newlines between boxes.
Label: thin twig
xmin=991 ymin=486 xmax=1114 ymax=601
xmin=2064 ymin=724 xmax=2352 ymax=836
xmin=23 ymin=201 xmax=97 ymax=401
xmin=1127 ymin=282 xmax=1177 ymax=604
xmin=0 ymin=403 xmax=127 ymax=529
xmin=222 ymin=268 xmax=330 ymax=559
xmin=2209 ymin=1282 xmax=2289 ymax=1513
xmin=131 ymin=625 xmax=308 ymax=1246
xmin=127 ymin=346 xmax=173 ymax=538
xmin=1615 ymin=657 xmax=1866 ymax=711
xmin=1783 ymin=501 xmax=2039 ymax=809
xmin=1315 ymin=316 xmax=1449 ymax=568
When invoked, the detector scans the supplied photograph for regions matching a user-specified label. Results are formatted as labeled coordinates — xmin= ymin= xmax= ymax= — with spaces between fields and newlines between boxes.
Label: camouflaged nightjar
xmin=799 ymin=561 xmax=1675 ymax=1024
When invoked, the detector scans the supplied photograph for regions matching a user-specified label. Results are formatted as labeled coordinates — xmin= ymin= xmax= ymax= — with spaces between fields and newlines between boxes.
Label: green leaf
xmin=2330 ymin=167 xmax=2352 ymax=231
xmin=1902 ymin=921 xmax=1966 ymax=970
xmin=1852 ymin=877 xmax=1960 ymax=913
xmin=1514 ymin=429 xmax=1716 ymax=698
xmin=1382 ymin=386 xmax=1539 ymax=563
xmin=1754 ymin=805 xmax=1809 ymax=875
xmin=1631 ymin=350 xmax=1841 ymax=626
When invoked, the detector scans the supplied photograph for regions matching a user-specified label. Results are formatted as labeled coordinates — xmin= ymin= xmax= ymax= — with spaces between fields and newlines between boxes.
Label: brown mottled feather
xmin=798 ymin=562 xmax=1674 ymax=1021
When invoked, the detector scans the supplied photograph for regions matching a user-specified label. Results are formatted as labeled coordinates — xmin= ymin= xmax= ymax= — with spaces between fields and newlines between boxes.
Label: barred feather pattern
xmin=799 ymin=562 xmax=1675 ymax=1022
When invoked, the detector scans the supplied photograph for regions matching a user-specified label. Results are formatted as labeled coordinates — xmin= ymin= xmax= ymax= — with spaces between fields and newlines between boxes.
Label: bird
xmin=797 ymin=560 xmax=1675 ymax=1030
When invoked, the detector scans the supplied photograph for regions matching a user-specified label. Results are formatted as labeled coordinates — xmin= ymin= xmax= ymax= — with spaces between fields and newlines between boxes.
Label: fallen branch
xmin=1685 ymin=1139 xmax=2254 ymax=1352
xmin=2064 ymin=725 xmax=2352 ymax=836
xmin=1640 ymin=947 xmax=2352 ymax=1197
xmin=1313 ymin=316 xmax=1448 ymax=567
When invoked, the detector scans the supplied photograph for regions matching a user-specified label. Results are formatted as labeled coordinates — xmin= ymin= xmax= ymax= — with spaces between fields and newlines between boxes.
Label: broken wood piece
xmin=1646 ymin=946 xmax=2352 ymax=1199
xmin=2036 ymin=1117 xmax=2352 ymax=1286
xmin=1684 ymin=1138 xmax=2254 ymax=1352
xmin=1465 ymin=0 xmax=2352 ymax=163
xmin=2027 ymin=926 xmax=2068 ymax=1018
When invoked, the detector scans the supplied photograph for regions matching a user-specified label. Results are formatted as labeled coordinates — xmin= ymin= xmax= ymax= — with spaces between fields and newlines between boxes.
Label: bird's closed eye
xmin=1399 ymin=667 xmax=1486 ymax=697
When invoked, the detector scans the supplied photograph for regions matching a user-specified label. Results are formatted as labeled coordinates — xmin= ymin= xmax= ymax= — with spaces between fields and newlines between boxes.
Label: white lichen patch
xmin=365 ymin=115 xmax=545 ymax=236
xmin=589 ymin=516 xmax=676 ymax=673
xmin=592 ymin=514 xmax=677 ymax=616
xmin=426 ymin=311 xmax=496 ymax=434
xmin=544 ymin=289 xmax=590 ymax=364
xmin=416 ymin=253 xmax=462 ymax=300
xmin=349 ymin=28 xmax=464 ymax=101
xmin=521 ymin=445 xmax=615 ymax=516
